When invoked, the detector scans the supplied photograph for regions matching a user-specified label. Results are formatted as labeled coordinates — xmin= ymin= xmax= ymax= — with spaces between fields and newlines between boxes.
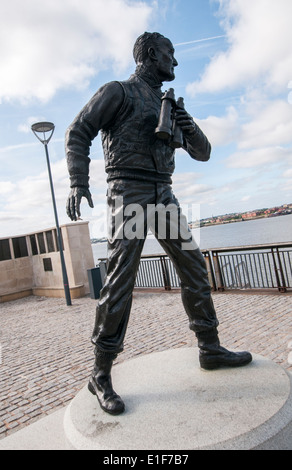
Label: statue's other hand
xmin=66 ymin=187 xmax=94 ymax=221
xmin=174 ymin=108 xmax=196 ymax=134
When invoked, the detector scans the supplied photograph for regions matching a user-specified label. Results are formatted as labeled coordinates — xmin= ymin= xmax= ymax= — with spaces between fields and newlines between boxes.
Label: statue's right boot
xmin=88 ymin=349 xmax=125 ymax=415
xmin=197 ymin=330 xmax=252 ymax=370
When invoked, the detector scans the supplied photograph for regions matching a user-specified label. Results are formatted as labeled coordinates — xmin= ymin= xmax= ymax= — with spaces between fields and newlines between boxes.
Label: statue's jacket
xmin=66 ymin=73 xmax=211 ymax=189
xmin=101 ymin=75 xmax=175 ymax=183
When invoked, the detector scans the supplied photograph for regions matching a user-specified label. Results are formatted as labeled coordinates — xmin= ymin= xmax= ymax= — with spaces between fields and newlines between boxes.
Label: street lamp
xmin=31 ymin=122 xmax=72 ymax=306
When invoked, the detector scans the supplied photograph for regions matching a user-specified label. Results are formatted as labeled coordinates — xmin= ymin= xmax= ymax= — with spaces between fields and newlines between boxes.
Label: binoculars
xmin=155 ymin=88 xmax=184 ymax=149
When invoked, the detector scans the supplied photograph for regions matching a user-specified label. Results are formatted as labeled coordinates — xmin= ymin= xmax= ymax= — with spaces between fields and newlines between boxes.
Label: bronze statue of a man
xmin=66 ymin=32 xmax=252 ymax=415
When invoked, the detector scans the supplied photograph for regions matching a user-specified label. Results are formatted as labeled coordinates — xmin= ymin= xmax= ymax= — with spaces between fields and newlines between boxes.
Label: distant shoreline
xmin=198 ymin=212 xmax=292 ymax=228
xmin=91 ymin=211 xmax=292 ymax=243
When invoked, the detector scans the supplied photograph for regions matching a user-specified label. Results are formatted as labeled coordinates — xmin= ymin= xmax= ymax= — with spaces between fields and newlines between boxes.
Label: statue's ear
xmin=148 ymin=46 xmax=158 ymax=62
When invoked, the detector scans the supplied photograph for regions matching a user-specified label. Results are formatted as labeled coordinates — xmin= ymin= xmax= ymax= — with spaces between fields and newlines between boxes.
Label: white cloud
xmin=225 ymin=146 xmax=292 ymax=169
xmin=0 ymin=182 xmax=16 ymax=195
xmin=195 ymin=106 xmax=239 ymax=147
xmin=239 ymin=99 xmax=292 ymax=150
xmin=288 ymin=81 xmax=292 ymax=104
xmin=0 ymin=142 xmax=38 ymax=155
xmin=172 ymin=172 xmax=215 ymax=207
xmin=4 ymin=158 xmax=106 ymax=212
xmin=0 ymin=0 xmax=154 ymax=103
xmin=18 ymin=117 xmax=46 ymax=133
xmin=186 ymin=0 xmax=292 ymax=97
xmin=0 ymin=156 xmax=108 ymax=237
xmin=283 ymin=169 xmax=292 ymax=178
xmin=0 ymin=159 xmax=69 ymax=236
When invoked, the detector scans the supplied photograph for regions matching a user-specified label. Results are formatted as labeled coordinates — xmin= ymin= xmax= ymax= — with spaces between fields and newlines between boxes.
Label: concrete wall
xmin=0 ymin=222 xmax=95 ymax=302
xmin=0 ymin=257 xmax=34 ymax=302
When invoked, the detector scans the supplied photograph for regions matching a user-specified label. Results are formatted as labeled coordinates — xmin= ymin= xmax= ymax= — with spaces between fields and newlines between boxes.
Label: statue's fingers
xmin=75 ymin=193 xmax=82 ymax=218
xmin=66 ymin=197 xmax=72 ymax=219
xmin=70 ymin=195 xmax=77 ymax=221
xmin=67 ymin=197 xmax=76 ymax=220
xmin=86 ymin=192 xmax=94 ymax=208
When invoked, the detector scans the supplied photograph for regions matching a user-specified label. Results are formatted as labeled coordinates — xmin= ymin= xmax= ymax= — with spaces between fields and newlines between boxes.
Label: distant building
xmin=242 ymin=212 xmax=257 ymax=219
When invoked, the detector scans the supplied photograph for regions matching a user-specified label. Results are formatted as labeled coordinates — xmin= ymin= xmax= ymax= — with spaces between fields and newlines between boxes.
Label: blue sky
xmin=0 ymin=0 xmax=292 ymax=238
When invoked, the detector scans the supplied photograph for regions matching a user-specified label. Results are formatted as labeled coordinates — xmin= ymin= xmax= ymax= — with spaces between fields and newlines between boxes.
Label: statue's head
xmin=133 ymin=32 xmax=178 ymax=82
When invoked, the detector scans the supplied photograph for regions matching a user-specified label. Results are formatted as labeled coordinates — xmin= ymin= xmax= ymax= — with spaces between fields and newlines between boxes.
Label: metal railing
xmin=98 ymin=242 xmax=292 ymax=293
xmin=135 ymin=255 xmax=180 ymax=290
xmin=210 ymin=243 xmax=292 ymax=293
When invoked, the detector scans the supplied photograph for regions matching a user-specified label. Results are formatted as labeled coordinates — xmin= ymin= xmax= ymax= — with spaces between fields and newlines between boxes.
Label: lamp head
xmin=31 ymin=121 xmax=55 ymax=144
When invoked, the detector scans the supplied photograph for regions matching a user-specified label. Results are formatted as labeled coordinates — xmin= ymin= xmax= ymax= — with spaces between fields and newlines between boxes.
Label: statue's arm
xmin=175 ymin=108 xmax=211 ymax=162
xmin=65 ymin=81 xmax=124 ymax=220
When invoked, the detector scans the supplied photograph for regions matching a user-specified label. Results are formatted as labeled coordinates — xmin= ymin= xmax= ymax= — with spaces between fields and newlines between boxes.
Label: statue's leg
xmin=89 ymin=179 xmax=153 ymax=413
xmin=91 ymin=179 xmax=152 ymax=353
xmin=89 ymin=231 xmax=144 ymax=414
xmin=91 ymin=237 xmax=143 ymax=354
xmin=152 ymin=184 xmax=252 ymax=370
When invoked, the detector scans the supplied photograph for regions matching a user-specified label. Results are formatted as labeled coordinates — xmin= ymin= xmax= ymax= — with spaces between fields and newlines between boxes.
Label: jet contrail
xmin=175 ymin=35 xmax=226 ymax=46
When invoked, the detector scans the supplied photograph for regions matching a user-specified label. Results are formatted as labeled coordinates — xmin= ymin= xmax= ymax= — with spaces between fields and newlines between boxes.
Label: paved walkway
xmin=0 ymin=290 xmax=291 ymax=439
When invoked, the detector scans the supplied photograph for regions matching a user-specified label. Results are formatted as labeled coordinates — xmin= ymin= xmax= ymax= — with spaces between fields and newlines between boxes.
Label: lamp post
xmin=31 ymin=122 xmax=72 ymax=306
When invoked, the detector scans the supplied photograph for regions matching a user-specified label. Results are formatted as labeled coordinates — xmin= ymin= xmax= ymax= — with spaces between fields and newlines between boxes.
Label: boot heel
xmin=200 ymin=362 xmax=218 ymax=370
xmin=88 ymin=379 xmax=96 ymax=395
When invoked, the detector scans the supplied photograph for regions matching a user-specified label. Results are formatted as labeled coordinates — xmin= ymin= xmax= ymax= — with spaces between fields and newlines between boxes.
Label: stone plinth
xmin=63 ymin=348 xmax=292 ymax=450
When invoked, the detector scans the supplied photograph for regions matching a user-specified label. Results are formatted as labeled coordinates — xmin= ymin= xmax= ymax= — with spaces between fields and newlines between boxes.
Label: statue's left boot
xmin=88 ymin=349 xmax=125 ymax=415
xmin=197 ymin=330 xmax=252 ymax=370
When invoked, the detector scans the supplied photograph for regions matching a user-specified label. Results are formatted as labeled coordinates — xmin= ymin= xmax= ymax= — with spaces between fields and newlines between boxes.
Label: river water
xmin=91 ymin=214 xmax=292 ymax=262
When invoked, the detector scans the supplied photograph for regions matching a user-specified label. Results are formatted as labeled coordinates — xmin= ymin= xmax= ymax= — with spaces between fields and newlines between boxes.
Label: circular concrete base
xmin=64 ymin=348 xmax=292 ymax=450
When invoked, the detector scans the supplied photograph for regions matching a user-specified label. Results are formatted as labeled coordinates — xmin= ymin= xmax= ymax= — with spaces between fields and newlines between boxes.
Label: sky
xmin=0 ymin=0 xmax=292 ymax=239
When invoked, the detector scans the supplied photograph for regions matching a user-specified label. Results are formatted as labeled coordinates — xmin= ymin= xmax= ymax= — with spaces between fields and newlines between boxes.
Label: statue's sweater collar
xmin=134 ymin=68 xmax=163 ymax=92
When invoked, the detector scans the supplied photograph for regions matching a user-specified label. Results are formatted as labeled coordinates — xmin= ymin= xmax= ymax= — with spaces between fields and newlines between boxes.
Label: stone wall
xmin=0 ymin=222 xmax=95 ymax=302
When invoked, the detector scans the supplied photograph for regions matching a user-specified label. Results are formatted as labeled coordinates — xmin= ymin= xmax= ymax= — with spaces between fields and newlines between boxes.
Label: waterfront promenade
xmin=0 ymin=289 xmax=291 ymax=442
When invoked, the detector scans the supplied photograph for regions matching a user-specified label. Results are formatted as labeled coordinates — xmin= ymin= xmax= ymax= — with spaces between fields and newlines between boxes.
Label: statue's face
xmin=153 ymin=37 xmax=178 ymax=82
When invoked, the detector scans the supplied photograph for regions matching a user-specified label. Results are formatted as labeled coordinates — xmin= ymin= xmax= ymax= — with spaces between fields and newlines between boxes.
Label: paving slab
xmin=0 ymin=408 xmax=67 ymax=450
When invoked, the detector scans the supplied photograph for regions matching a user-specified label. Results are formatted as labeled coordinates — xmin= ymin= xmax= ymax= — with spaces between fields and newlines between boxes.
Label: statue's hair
xmin=133 ymin=32 xmax=165 ymax=64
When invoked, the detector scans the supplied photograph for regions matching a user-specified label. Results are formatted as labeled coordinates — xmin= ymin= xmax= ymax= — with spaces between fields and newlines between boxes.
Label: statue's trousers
xmin=91 ymin=179 xmax=219 ymax=353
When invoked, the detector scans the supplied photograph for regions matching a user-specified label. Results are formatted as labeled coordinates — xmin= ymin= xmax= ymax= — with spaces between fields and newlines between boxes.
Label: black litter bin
xmin=87 ymin=266 xmax=103 ymax=299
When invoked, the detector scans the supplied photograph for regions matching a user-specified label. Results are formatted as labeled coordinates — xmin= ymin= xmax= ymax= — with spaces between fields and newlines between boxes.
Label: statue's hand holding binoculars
xmin=174 ymin=107 xmax=197 ymax=135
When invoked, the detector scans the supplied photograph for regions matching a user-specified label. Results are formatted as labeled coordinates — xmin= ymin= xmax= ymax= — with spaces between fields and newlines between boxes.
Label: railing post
xmin=272 ymin=247 xmax=287 ymax=293
xmin=204 ymin=251 xmax=217 ymax=291
xmin=212 ymin=251 xmax=225 ymax=291
xmin=160 ymin=256 xmax=171 ymax=291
